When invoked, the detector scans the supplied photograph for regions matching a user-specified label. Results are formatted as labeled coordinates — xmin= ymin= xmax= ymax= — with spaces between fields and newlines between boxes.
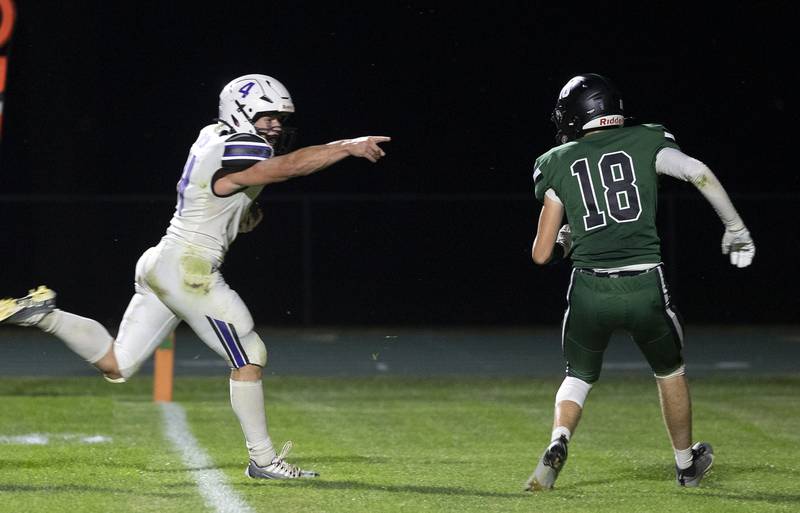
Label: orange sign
xmin=0 ymin=0 xmax=15 ymax=47
xmin=0 ymin=56 xmax=6 ymax=93
xmin=1 ymin=0 xmax=15 ymax=138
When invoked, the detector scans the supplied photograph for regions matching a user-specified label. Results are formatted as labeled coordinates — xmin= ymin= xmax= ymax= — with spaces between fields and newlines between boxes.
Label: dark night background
xmin=0 ymin=2 xmax=796 ymax=328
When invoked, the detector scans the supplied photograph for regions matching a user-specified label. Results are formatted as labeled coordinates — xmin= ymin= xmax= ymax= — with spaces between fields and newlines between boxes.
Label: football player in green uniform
xmin=525 ymin=74 xmax=755 ymax=491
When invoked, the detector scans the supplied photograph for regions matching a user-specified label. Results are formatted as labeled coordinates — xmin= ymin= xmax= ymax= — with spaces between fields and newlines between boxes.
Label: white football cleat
xmin=245 ymin=441 xmax=319 ymax=480
xmin=0 ymin=286 xmax=57 ymax=326
xmin=676 ymin=442 xmax=714 ymax=487
xmin=525 ymin=435 xmax=569 ymax=491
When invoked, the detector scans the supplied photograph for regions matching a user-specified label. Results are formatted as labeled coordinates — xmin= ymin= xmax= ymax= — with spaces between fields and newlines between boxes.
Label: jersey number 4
xmin=570 ymin=151 xmax=642 ymax=231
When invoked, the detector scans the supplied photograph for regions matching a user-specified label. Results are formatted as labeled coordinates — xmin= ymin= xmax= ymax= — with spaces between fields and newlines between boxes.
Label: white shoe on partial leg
xmin=676 ymin=442 xmax=714 ymax=487
xmin=0 ymin=286 xmax=56 ymax=326
xmin=525 ymin=435 xmax=569 ymax=491
xmin=245 ymin=441 xmax=319 ymax=480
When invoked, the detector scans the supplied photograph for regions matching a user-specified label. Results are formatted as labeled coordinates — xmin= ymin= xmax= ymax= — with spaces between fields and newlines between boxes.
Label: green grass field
xmin=1 ymin=376 xmax=798 ymax=513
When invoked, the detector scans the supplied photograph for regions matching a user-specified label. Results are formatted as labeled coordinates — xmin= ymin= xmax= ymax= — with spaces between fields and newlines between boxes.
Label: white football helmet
xmin=218 ymin=74 xmax=295 ymax=136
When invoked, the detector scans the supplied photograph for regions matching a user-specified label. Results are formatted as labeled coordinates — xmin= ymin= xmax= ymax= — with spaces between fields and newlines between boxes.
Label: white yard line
xmin=160 ymin=402 xmax=255 ymax=513
xmin=0 ymin=433 xmax=112 ymax=444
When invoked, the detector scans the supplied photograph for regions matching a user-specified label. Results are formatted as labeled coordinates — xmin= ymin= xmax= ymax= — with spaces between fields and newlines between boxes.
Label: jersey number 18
xmin=570 ymin=151 xmax=642 ymax=231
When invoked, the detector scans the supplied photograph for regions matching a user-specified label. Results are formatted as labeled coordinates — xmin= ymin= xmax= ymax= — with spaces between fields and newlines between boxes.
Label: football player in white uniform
xmin=0 ymin=74 xmax=390 ymax=480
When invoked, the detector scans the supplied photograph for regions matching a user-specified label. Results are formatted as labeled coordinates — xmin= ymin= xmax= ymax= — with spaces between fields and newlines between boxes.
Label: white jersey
xmin=113 ymin=123 xmax=273 ymax=376
xmin=163 ymin=123 xmax=273 ymax=262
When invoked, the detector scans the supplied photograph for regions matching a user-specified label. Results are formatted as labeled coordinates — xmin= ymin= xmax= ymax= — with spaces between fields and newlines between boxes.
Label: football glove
xmin=556 ymin=224 xmax=572 ymax=255
xmin=721 ymin=227 xmax=754 ymax=268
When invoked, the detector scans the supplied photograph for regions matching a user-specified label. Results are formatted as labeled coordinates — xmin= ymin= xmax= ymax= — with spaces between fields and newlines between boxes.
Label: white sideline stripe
xmin=0 ymin=433 xmax=112 ymax=445
xmin=160 ymin=402 xmax=255 ymax=513
xmin=603 ymin=361 xmax=751 ymax=371
xmin=714 ymin=361 xmax=751 ymax=370
xmin=0 ymin=434 xmax=49 ymax=445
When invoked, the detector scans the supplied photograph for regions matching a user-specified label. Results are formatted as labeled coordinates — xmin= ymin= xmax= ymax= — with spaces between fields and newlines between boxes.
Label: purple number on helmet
xmin=238 ymin=82 xmax=255 ymax=98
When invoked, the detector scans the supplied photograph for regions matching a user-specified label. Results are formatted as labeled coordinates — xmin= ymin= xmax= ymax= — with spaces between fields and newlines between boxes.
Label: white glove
xmin=721 ymin=227 xmax=755 ymax=268
xmin=556 ymin=224 xmax=572 ymax=254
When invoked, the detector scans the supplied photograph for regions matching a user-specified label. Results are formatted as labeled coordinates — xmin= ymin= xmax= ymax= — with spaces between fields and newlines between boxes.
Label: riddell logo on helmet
xmin=599 ymin=115 xmax=624 ymax=126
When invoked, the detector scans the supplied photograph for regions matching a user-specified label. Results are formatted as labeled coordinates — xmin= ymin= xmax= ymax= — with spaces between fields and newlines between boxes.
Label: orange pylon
xmin=153 ymin=331 xmax=175 ymax=402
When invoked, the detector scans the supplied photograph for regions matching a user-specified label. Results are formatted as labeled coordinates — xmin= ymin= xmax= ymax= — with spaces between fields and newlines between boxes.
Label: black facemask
xmin=256 ymin=126 xmax=297 ymax=155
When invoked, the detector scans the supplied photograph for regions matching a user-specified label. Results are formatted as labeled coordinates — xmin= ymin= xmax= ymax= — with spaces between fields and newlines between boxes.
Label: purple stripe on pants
xmin=212 ymin=318 xmax=245 ymax=368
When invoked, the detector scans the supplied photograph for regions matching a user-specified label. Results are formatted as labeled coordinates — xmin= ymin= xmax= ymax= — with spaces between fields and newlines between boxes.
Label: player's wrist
xmin=724 ymin=219 xmax=746 ymax=233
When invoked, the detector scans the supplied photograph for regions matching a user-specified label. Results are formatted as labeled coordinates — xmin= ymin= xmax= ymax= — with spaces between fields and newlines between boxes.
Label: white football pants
xmin=114 ymin=239 xmax=258 ymax=378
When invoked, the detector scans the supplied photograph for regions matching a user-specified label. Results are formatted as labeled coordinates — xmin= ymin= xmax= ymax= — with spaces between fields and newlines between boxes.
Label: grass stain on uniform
xmin=180 ymin=253 xmax=213 ymax=295
xmin=145 ymin=271 xmax=168 ymax=298
xmin=691 ymin=174 xmax=709 ymax=188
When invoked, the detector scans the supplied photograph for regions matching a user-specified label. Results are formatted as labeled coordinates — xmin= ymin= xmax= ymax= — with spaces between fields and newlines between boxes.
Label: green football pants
xmin=561 ymin=265 xmax=684 ymax=383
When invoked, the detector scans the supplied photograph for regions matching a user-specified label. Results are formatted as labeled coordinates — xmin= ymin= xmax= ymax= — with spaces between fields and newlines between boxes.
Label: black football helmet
xmin=551 ymin=74 xmax=624 ymax=144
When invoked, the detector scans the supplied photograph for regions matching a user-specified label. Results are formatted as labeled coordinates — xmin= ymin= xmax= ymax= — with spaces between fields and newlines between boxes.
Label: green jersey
xmin=533 ymin=124 xmax=680 ymax=268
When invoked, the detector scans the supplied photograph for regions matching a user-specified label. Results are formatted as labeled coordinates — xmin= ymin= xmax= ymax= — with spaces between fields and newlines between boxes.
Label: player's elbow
xmin=684 ymin=159 xmax=715 ymax=188
xmin=531 ymin=246 xmax=552 ymax=265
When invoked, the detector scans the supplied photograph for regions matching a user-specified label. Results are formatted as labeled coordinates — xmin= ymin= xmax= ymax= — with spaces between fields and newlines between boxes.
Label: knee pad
xmin=239 ymin=332 xmax=268 ymax=367
xmin=555 ymin=376 xmax=593 ymax=408
xmin=655 ymin=364 xmax=686 ymax=380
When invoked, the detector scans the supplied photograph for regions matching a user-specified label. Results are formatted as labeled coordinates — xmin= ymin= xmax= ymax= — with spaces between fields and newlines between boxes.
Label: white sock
xmin=675 ymin=446 xmax=693 ymax=470
xmin=37 ymin=309 xmax=114 ymax=363
xmin=230 ymin=379 xmax=275 ymax=466
xmin=552 ymin=426 xmax=571 ymax=443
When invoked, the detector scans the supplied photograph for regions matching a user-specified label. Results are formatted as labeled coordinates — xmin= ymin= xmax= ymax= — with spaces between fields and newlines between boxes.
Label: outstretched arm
xmin=215 ymin=136 xmax=390 ymax=195
xmin=655 ymin=148 xmax=755 ymax=267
